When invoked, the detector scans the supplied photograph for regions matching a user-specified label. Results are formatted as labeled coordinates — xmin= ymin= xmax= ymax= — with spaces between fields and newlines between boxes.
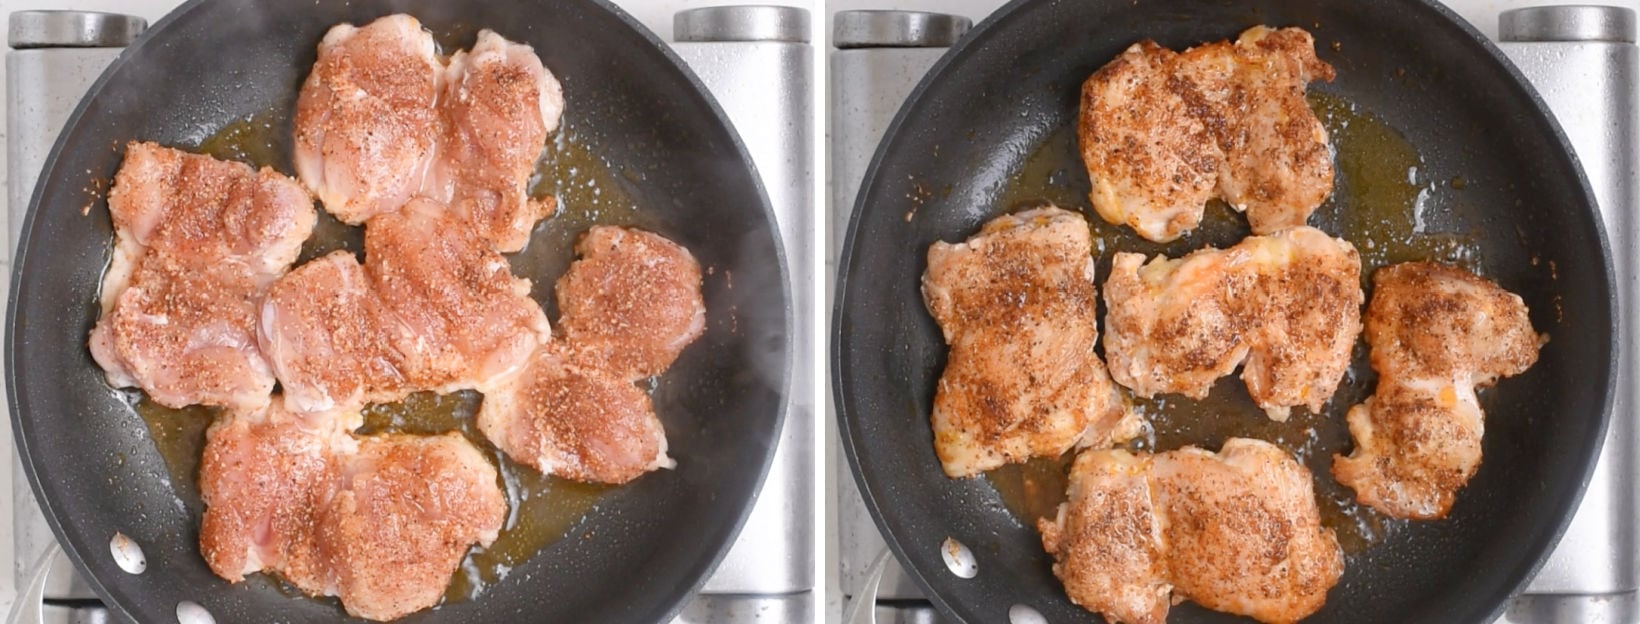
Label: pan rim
xmin=6 ymin=0 xmax=793 ymax=622
xmin=829 ymin=0 xmax=1618 ymax=621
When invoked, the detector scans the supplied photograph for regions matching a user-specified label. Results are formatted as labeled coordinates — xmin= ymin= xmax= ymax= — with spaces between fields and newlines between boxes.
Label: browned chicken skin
xmin=428 ymin=29 xmax=565 ymax=252
xmin=89 ymin=142 xmax=315 ymax=410
xmin=1333 ymin=262 xmax=1542 ymax=519
xmin=922 ymin=207 xmax=1137 ymax=478
xmin=261 ymin=198 xmax=551 ymax=414
xmin=478 ymin=226 xmax=703 ymax=484
xmin=199 ymin=402 xmax=506 ymax=621
xmin=1081 ymin=26 xmax=1335 ymax=242
xmin=1103 ymin=226 xmax=1363 ymax=420
xmin=1040 ymin=439 xmax=1343 ymax=624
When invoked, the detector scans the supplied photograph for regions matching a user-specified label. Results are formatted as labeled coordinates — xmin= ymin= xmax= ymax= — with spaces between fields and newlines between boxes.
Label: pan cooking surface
xmin=8 ymin=0 xmax=789 ymax=622
xmin=833 ymin=0 xmax=1614 ymax=622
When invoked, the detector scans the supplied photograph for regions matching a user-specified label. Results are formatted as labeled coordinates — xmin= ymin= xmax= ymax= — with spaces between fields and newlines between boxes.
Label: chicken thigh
xmin=1040 ymin=439 xmax=1342 ymax=624
xmin=478 ymin=226 xmax=702 ymax=484
xmin=321 ymin=432 xmax=508 ymax=621
xmin=477 ymin=344 xmax=673 ymax=484
xmin=294 ymin=14 xmax=442 ymax=224
xmin=428 ymin=29 xmax=564 ymax=252
xmin=1103 ymin=226 xmax=1362 ymax=420
xmin=554 ymin=226 xmax=706 ymax=377
xmin=199 ymin=401 xmax=505 ymax=622
xmin=923 ymin=207 xmax=1136 ymax=478
xmin=1333 ymin=262 xmax=1542 ymax=519
xmin=261 ymin=198 xmax=551 ymax=414
xmin=198 ymin=402 xmax=352 ymax=592
xmin=1081 ymin=26 xmax=1335 ymax=242
xmin=89 ymin=142 xmax=315 ymax=410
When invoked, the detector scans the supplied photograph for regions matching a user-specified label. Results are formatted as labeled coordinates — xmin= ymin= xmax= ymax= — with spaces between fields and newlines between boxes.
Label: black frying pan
xmin=833 ymin=0 xmax=1614 ymax=622
xmin=9 ymin=0 xmax=789 ymax=622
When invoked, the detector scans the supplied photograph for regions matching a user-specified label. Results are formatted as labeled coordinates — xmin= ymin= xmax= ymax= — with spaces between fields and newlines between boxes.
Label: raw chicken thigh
xmin=429 ymin=29 xmax=565 ymax=252
xmin=89 ymin=142 xmax=315 ymax=410
xmin=294 ymin=14 xmax=442 ymax=224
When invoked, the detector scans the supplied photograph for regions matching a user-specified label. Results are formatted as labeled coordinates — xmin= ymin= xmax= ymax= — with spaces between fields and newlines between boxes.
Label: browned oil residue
xmin=983 ymin=92 xmax=1481 ymax=555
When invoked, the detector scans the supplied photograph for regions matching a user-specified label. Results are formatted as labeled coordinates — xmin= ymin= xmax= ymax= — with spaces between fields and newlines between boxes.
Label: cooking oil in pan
xmin=194 ymin=109 xmax=287 ymax=171
xmin=983 ymin=92 xmax=1488 ymax=555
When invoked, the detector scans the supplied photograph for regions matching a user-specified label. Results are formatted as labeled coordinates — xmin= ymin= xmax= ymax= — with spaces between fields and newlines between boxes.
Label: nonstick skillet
xmin=832 ymin=0 xmax=1615 ymax=622
xmin=8 ymin=0 xmax=790 ymax=622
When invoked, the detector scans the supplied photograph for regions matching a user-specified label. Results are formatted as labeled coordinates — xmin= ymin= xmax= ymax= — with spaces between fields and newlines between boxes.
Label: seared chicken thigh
xmin=478 ymin=226 xmax=702 ymax=484
xmin=1040 ymin=439 xmax=1342 ymax=624
xmin=1081 ymin=26 xmax=1335 ymax=242
xmin=89 ymin=142 xmax=315 ymax=410
xmin=1153 ymin=440 xmax=1344 ymax=623
xmin=429 ymin=29 xmax=564 ymax=252
xmin=1333 ymin=262 xmax=1542 ymax=519
xmin=294 ymin=14 xmax=442 ymax=224
xmin=1104 ymin=226 xmax=1362 ymax=419
xmin=199 ymin=402 xmax=505 ymax=622
xmin=1036 ymin=450 xmax=1169 ymax=624
xmin=923 ymin=207 xmax=1136 ymax=478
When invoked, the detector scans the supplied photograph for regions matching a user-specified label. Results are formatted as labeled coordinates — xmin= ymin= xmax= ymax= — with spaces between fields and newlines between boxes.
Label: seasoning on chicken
xmin=294 ymin=14 xmax=442 ymax=224
xmin=1103 ymin=226 xmax=1362 ymax=420
xmin=259 ymin=252 xmax=405 ymax=413
xmin=1080 ymin=26 xmax=1335 ymax=242
xmin=922 ymin=207 xmax=1137 ymax=478
xmin=477 ymin=226 xmax=703 ymax=484
xmin=478 ymin=344 xmax=673 ymax=484
xmin=1333 ymin=262 xmax=1543 ymax=519
xmin=321 ymin=432 xmax=508 ymax=621
xmin=554 ymin=226 xmax=706 ymax=377
xmin=199 ymin=401 xmax=506 ymax=622
xmin=1039 ymin=439 xmax=1343 ymax=624
xmin=88 ymin=142 xmax=315 ymax=410
xmin=261 ymin=198 xmax=551 ymax=414
xmin=427 ymin=29 xmax=565 ymax=252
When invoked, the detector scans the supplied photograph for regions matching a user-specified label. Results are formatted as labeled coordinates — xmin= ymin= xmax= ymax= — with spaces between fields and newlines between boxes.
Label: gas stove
xmin=827 ymin=4 xmax=1639 ymax=623
xmin=0 ymin=4 xmax=814 ymax=623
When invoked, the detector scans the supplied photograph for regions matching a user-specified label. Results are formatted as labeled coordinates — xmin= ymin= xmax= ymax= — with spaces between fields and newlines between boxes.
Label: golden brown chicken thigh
xmin=1333 ymin=262 xmax=1542 ymax=519
xmin=1040 ymin=439 xmax=1343 ymax=624
xmin=1081 ymin=26 xmax=1335 ymax=242
xmin=1103 ymin=226 xmax=1362 ymax=420
xmin=922 ymin=207 xmax=1137 ymax=478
